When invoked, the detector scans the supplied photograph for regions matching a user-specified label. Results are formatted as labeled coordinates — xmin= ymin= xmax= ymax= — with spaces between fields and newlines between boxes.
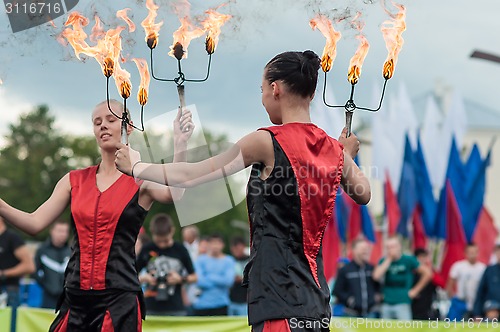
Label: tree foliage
xmin=0 ymin=105 xmax=249 ymax=245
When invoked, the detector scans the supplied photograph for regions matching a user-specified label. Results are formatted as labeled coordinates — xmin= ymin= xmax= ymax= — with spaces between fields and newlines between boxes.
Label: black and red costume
xmin=244 ymin=123 xmax=344 ymax=332
xmin=50 ymin=165 xmax=147 ymax=332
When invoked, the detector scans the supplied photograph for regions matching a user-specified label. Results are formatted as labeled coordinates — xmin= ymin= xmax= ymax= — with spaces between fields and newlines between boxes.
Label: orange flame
xmin=201 ymin=8 xmax=231 ymax=55
xmin=132 ymin=58 xmax=150 ymax=106
xmin=62 ymin=12 xmax=127 ymax=80
xmin=169 ymin=17 xmax=204 ymax=60
xmin=48 ymin=19 xmax=57 ymax=28
xmin=117 ymin=8 xmax=136 ymax=33
xmin=347 ymin=13 xmax=370 ymax=85
xmin=62 ymin=12 xmax=94 ymax=60
xmin=114 ymin=61 xmax=132 ymax=99
xmin=141 ymin=0 xmax=164 ymax=49
xmin=381 ymin=2 xmax=406 ymax=79
xmin=90 ymin=15 xmax=105 ymax=43
xmin=309 ymin=15 xmax=342 ymax=73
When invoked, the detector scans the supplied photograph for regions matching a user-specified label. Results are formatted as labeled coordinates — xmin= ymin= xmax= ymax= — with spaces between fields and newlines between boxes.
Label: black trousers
xmin=49 ymin=288 xmax=145 ymax=332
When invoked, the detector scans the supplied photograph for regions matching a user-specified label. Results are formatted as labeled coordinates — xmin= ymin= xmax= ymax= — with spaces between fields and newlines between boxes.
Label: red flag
xmin=412 ymin=205 xmax=428 ymax=251
xmin=440 ymin=181 xmax=467 ymax=281
xmin=472 ymin=207 xmax=499 ymax=264
xmin=347 ymin=196 xmax=362 ymax=243
xmin=323 ymin=216 xmax=341 ymax=282
xmin=370 ymin=230 xmax=384 ymax=265
xmin=384 ymin=171 xmax=401 ymax=236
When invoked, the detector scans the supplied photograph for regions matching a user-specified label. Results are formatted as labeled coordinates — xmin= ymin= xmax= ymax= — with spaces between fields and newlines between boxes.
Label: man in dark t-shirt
xmin=136 ymin=214 xmax=197 ymax=316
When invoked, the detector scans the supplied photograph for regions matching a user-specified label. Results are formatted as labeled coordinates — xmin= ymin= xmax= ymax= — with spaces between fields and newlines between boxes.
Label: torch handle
xmin=345 ymin=111 xmax=353 ymax=137
xmin=177 ymin=85 xmax=190 ymax=132
xmin=121 ymin=114 xmax=129 ymax=145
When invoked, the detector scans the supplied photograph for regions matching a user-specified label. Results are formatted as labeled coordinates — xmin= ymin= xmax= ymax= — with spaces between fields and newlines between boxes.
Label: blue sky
xmin=1 ymin=0 xmax=500 ymax=144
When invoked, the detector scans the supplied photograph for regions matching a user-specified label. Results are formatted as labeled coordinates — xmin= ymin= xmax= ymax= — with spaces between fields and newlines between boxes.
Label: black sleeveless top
xmin=243 ymin=123 xmax=344 ymax=325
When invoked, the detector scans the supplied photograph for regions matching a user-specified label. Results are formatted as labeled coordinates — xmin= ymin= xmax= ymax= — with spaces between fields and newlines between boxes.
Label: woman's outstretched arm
xmin=116 ymin=130 xmax=274 ymax=188
xmin=0 ymin=173 xmax=71 ymax=236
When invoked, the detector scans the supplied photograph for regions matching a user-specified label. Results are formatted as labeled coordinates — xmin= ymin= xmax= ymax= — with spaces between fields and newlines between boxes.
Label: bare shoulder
xmin=236 ymin=130 xmax=273 ymax=165
xmin=57 ymin=173 xmax=71 ymax=191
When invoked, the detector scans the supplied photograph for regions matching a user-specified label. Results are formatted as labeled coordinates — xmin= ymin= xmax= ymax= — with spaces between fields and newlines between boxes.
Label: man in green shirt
xmin=373 ymin=236 xmax=432 ymax=320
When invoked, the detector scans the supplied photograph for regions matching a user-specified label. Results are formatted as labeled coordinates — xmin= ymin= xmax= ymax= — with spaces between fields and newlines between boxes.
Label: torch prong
xmin=121 ymin=99 xmax=129 ymax=145
xmin=322 ymin=71 xmax=349 ymax=108
xmin=185 ymin=54 xmax=212 ymax=83
xmin=357 ymin=79 xmax=388 ymax=112
xmin=150 ymin=48 xmax=177 ymax=82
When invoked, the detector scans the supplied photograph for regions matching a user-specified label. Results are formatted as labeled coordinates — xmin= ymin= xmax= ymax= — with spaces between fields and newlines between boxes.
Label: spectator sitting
xmin=34 ymin=220 xmax=71 ymax=309
xmin=473 ymin=244 xmax=500 ymax=320
xmin=193 ymin=233 xmax=235 ymax=316
xmin=333 ymin=239 xmax=380 ymax=318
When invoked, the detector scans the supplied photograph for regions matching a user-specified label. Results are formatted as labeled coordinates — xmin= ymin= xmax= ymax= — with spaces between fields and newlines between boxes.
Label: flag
xmin=421 ymin=95 xmax=445 ymax=188
xmin=370 ymin=230 xmax=384 ymax=266
xmin=434 ymin=137 xmax=467 ymax=239
xmin=361 ymin=205 xmax=375 ymax=243
xmin=472 ymin=207 xmax=499 ymax=265
xmin=414 ymin=135 xmax=437 ymax=236
xmin=439 ymin=181 xmax=467 ymax=281
xmin=335 ymin=189 xmax=350 ymax=243
xmin=397 ymin=134 xmax=418 ymax=236
xmin=348 ymin=156 xmax=375 ymax=242
xmin=412 ymin=205 xmax=427 ymax=251
xmin=347 ymin=195 xmax=362 ymax=243
xmin=384 ymin=171 xmax=401 ymax=236
xmin=439 ymin=182 xmax=467 ymax=280
xmin=463 ymin=142 xmax=493 ymax=242
xmin=323 ymin=214 xmax=341 ymax=281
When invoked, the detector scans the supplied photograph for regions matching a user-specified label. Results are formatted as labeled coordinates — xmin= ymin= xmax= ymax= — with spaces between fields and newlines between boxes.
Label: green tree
xmin=0 ymin=105 xmax=249 ymax=244
xmin=131 ymin=129 xmax=250 ymax=246
xmin=0 ymin=105 xmax=99 ymax=239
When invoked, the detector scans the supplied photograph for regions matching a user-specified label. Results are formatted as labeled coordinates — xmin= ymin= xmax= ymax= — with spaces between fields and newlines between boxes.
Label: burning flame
xmin=201 ymin=8 xmax=231 ymax=55
xmin=169 ymin=17 xmax=205 ymax=60
xmin=309 ymin=15 xmax=342 ymax=73
xmin=90 ymin=15 xmax=105 ymax=43
xmin=62 ymin=11 xmax=133 ymax=96
xmin=62 ymin=12 xmax=93 ymax=60
xmin=117 ymin=8 xmax=136 ymax=33
xmin=132 ymin=58 xmax=150 ymax=106
xmin=347 ymin=13 xmax=370 ymax=85
xmin=381 ymin=2 xmax=406 ymax=79
xmin=62 ymin=12 xmax=126 ymax=78
xmin=114 ymin=61 xmax=132 ymax=99
xmin=141 ymin=0 xmax=164 ymax=49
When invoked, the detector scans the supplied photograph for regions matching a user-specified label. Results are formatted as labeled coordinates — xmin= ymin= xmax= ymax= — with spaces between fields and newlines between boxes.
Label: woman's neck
xmin=98 ymin=150 xmax=119 ymax=175
xmin=280 ymin=98 xmax=312 ymax=124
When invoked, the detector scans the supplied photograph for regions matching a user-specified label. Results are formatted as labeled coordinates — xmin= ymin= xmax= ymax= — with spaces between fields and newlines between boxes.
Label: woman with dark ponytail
xmin=116 ymin=50 xmax=371 ymax=331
